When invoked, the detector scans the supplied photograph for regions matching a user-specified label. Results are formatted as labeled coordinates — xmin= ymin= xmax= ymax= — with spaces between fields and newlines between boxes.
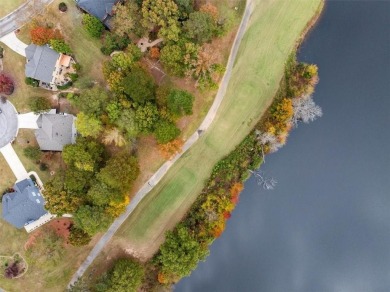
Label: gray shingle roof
xmin=76 ymin=0 xmax=118 ymax=21
xmin=35 ymin=114 xmax=76 ymax=151
xmin=25 ymin=44 xmax=59 ymax=84
xmin=2 ymin=179 xmax=47 ymax=229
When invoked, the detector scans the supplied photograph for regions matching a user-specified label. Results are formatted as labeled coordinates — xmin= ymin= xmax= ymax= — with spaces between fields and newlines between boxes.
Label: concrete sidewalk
xmin=0 ymin=143 xmax=28 ymax=181
xmin=0 ymin=32 xmax=27 ymax=56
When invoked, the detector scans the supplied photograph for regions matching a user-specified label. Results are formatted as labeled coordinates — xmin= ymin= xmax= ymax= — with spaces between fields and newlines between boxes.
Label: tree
xmin=158 ymin=139 xmax=183 ymax=159
xmin=70 ymin=87 xmax=109 ymax=116
xmin=98 ymin=152 xmax=140 ymax=191
xmin=30 ymin=26 xmax=62 ymax=45
xmin=87 ymin=181 xmax=123 ymax=206
xmin=121 ymin=65 xmax=156 ymax=103
xmin=116 ymin=108 xmax=139 ymax=138
xmin=82 ymin=14 xmax=105 ymax=38
xmin=154 ymin=120 xmax=180 ymax=144
xmin=74 ymin=205 xmax=113 ymax=235
xmin=75 ymin=112 xmax=103 ymax=138
xmin=43 ymin=174 xmax=83 ymax=215
xmin=199 ymin=3 xmax=219 ymax=21
xmin=134 ymin=102 xmax=159 ymax=133
xmin=111 ymin=2 xmax=135 ymax=37
xmin=68 ymin=225 xmax=92 ymax=246
xmin=174 ymin=0 xmax=194 ymax=17
xmin=160 ymin=41 xmax=198 ymax=77
xmin=102 ymin=127 xmax=127 ymax=147
xmin=49 ymin=39 xmax=72 ymax=54
xmin=64 ymin=166 xmax=94 ymax=193
xmin=184 ymin=12 xmax=216 ymax=44
xmin=101 ymin=32 xmax=130 ymax=55
xmin=249 ymin=170 xmax=277 ymax=190
xmin=141 ymin=0 xmax=180 ymax=41
xmin=255 ymin=130 xmax=283 ymax=154
xmin=167 ymin=89 xmax=194 ymax=117
xmin=62 ymin=138 xmax=104 ymax=172
xmin=0 ymin=74 xmax=14 ymax=95
xmin=96 ymin=259 xmax=145 ymax=292
xmin=28 ymin=96 xmax=51 ymax=114
xmin=292 ymin=95 xmax=323 ymax=126
xmin=157 ymin=225 xmax=209 ymax=280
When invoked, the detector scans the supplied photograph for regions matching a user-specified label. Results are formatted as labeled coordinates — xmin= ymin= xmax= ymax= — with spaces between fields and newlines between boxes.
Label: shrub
xmin=23 ymin=146 xmax=42 ymax=161
xmin=25 ymin=77 xmax=39 ymax=87
xmin=58 ymin=2 xmax=67 ymax=12
xmin=82 ymin=14 xmax=105 ymax=38
xmin=28 ymin=96 xmax=51 ymax=114
xmin=39 ymin=163 xmax=48 ymax=171
xmin=72 ymin=63 xmax=81 ymax=72
xmin=57 ymin=81 xmax=72 ymax=90
xmin=68 ymin=225 xmax=91 ymax=246
xmin=49 ymin=39 xmax=72 ymax=54
xmin=0 ymin=74 xmax=14 ymax=95
xmin=67 ymin=73 xmax=79 ymax=82
xmin=154 ymin=120 xmax=180 ymax=144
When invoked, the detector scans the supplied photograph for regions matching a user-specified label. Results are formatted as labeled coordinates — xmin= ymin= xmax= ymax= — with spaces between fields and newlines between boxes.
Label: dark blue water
xmin=176 ymin=1 xmax=390 ymax=291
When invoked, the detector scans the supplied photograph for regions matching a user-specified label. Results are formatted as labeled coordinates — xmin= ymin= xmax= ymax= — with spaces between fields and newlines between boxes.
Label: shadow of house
xmin=25 ymin=44 xmax=76 ymax=91
xmin=2 ymin=179 xmax=48 ymax=231
xmin=35 ymin=112 xmax=77 ymax=151
xmin=75 ymin=0 xmax=122 ymax=29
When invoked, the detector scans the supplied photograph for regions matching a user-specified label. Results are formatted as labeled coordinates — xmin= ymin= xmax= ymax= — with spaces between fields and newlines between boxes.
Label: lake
xmin=176 ymin=1 xmax=390 ymax=291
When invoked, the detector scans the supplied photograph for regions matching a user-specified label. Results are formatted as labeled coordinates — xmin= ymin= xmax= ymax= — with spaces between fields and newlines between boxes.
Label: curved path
xmin=0 ymin=0 xmax=55 ymax=38
xmin=69 ymin=0 xmax=254 ymax=286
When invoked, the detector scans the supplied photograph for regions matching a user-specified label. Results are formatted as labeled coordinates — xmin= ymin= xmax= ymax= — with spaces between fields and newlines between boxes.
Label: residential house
xmin=2 ymin=178 xmax=53 ymax=232
xmin=25 ymin=44 xmax=76 ymax=90
xmin=35 ymin=111 xmax=77 ymax=151
xmin=75 ymin=0 xmax=122 ymax=29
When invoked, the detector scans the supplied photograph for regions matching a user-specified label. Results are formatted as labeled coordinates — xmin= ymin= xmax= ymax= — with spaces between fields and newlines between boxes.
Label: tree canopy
xmin=121 ymin=65 xmax=156 ymax=104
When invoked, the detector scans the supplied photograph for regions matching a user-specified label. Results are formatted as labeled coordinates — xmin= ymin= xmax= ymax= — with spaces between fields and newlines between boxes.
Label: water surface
xmin=176 ymin=1 xmax=390 ymax=291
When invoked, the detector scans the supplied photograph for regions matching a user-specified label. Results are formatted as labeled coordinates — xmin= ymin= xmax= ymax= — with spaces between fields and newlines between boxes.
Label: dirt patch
xmin=47 ymin=218 xmax=72 ymax=243
xmin=24 ymin=230 xmax=42 ymax=250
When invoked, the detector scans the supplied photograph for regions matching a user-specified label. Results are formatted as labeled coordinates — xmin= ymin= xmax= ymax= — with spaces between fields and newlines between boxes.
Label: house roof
xmin=76 ymin=0 xmax=118 ymax=21
xmin=25 ymin=44 xmax=60 ymax=84
xmin=2 ymin=179 xmax=47 ymax=229
xmin=35 ymin=113 xmax=76 ymax=151
xmin=59 ymin=54 xmax=72 ymax=67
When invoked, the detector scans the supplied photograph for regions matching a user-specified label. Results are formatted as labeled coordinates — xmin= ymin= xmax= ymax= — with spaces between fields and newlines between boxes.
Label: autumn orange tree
xmin=158 ymin=139 xmax=183 ymax=159
xmin=30 ymin=26 xmax=63 ymax=45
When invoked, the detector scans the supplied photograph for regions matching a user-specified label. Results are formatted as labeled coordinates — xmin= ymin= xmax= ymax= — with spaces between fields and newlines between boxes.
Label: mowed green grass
xmin=0 ymin=0 xmax=25 ymax=18
xmin=115 ymin=0 xmax=323 ymax=253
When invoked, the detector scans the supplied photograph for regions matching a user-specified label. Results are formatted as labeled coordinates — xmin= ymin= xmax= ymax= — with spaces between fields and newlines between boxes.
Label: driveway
xmin=0 ymin=32 xmax=27 ymax=57
xmin=0 ymin=143 xmax=28 ymax=181
xmin=18 ymin=112 xmax=40 ymax=129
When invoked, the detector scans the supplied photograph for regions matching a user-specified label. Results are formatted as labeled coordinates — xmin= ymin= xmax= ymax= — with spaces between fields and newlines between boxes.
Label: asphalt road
xmin=0 ymin=0 xmax=55 ymax=38
xmin=68 ymin=0 xmax=254 ymax=287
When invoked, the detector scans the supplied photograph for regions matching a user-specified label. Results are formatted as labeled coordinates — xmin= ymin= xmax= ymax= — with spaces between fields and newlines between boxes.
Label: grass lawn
xmin=0 ymin=205 xmax=98 ymax=292
xmin=101 ymin=0 xmax=324 ymax=259
xmin=0 ymin=0 xmax=25 ymax=19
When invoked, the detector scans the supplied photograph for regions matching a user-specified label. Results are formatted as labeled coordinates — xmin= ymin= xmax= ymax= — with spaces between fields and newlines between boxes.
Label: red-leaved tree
xmin=0 ymin=74 xmax=14 ymax=95
xmin=30 ymin=26 xmax=63 ymax=45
